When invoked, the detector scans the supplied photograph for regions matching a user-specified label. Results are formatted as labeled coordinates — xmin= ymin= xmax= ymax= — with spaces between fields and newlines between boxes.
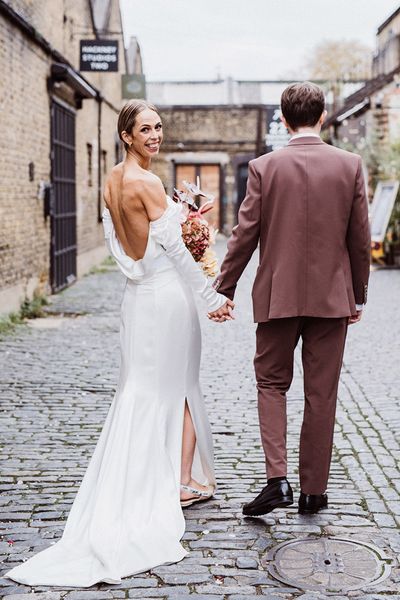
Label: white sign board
xmin=369 ymin=180 xmax=399 ymax=242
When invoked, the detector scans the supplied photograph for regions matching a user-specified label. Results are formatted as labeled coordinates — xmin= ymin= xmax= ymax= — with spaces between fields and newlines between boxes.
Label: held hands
xmin=208 ymin=299 xmax=235 ymax=323
xmin=209 ymin=304 xmax=362 ymax=324
xmin=348 ymin=310 xmax=362 ymax=325
xmin=209 ymin=303 xmax=362 ymax=324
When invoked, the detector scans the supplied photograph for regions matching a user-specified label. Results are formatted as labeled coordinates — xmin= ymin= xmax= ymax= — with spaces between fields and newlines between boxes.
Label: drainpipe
xmin=97 ymin=95 xmax=103 ymax=222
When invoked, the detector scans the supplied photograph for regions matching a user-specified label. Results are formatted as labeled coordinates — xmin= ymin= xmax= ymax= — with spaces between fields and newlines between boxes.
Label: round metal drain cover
xmin=263 ymin=537 xmax=391 ymax=594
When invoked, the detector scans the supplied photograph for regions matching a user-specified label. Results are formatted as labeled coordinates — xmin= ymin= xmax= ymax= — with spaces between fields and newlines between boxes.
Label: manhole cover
xmin=263 ymin=537 xmax=391 ymax=594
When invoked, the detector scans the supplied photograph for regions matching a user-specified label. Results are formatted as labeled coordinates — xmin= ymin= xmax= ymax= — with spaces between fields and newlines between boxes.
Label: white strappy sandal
xmin=180 ymin=483 xmax=214 ymax=507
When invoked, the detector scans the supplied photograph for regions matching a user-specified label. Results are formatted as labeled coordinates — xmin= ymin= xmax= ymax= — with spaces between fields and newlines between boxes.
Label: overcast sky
xmin=120 ymin=0 xmax=400 ymax=81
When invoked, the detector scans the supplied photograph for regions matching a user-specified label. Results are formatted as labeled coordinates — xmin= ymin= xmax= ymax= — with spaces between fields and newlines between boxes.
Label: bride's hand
xmin=207 ymin=299 xmax=235 ymax=322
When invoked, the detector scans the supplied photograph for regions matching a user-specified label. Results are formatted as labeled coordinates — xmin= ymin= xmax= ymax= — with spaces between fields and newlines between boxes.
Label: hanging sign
xmin=265 ymin=105 xmax=290 ymax=152
xmin=80 ymin=40 xmax=119 ymax=72
xmin=122 ymin=75 xmax=147 ymax=99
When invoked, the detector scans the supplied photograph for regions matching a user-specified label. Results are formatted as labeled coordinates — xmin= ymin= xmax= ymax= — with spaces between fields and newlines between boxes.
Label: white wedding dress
xmin=5 ymin=196 xmax=226 ymax=587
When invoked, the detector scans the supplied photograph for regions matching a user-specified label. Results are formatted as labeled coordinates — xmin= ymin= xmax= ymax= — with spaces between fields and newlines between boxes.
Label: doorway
xmin=50 ymin=100 xmax=77 ymax=292
xmin=236 ymin=163 xmax=249 ymax=222
xmin=175 ymin=164 xmax=221 ymax=230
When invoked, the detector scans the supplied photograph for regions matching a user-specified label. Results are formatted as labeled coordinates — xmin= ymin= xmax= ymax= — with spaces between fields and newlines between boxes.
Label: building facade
xmin=148 ymin=79 xmax=363 ymax=234
xmin=0 ymin=0 xmax=142 ymax=314
xmin=373 ymin=7 xmax=400 ymax=76
xmin=324 ymin=5 xmax=400 ymax=265
xmin=325 ymin=6 xmax=400 ymax=157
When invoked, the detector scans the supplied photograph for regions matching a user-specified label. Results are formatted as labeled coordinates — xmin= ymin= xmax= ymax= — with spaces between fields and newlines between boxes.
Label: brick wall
xmin=0 ymin=15 xmax=51 ymax=305
xmin=0 ymin=0 xmax=126 ymax=313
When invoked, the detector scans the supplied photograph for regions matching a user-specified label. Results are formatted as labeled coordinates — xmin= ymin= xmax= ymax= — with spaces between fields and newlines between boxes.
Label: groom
xmin=209 ymin=82 xmax=371 ymax=515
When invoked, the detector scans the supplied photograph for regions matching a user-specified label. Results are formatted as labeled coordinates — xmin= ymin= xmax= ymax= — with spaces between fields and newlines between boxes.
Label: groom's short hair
xmin=281 ymin=82 xmax=325 ymax=131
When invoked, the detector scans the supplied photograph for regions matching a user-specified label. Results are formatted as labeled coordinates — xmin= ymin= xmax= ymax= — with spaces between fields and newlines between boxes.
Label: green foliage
xmin=387 ymin=195 xmax=400 ymax=245
xmin=86 ymin=255 xmax=116 ymax=276
xmin=103 ymin=255 xmax=116 ymax=266
xmin=0 ymin=292 xmax=49 ymax=338
xmin=375 ymin=141 xmax=400 ymax=180
xmin=334 ymin=137 xmax=400 ymax=246
xmin=87 ymin=265 xmax=110 ymax=275
xmin=20 ymin=293 xmax=49 ymax=319
xmin=0 ymin=312 xmax=24 ymax=338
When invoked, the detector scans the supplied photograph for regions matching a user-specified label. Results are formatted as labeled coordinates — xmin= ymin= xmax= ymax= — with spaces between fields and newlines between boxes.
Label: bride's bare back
xmin=104 ymin=161 xmax=166 ymax=261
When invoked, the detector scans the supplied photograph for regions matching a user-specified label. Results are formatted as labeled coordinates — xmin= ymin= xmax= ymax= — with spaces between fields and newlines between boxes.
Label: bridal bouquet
xmin=174 ymin=178 xmax=219 ymax=277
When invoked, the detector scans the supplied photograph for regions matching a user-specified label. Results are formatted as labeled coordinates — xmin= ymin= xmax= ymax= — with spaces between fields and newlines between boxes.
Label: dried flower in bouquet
xmin=181 ymin=217 xmax=210 ymax=262
xmin=174 ymin=177 xmax=219 ymax=277
xmin=199 ymin=247 xmax=218 ymax=278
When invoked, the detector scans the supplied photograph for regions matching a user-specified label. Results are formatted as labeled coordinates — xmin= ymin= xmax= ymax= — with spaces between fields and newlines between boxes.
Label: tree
xmin=305 ymin=39 xmax=372 ymax=110
xmin=306 ymin=39 xmax=372 ymax=82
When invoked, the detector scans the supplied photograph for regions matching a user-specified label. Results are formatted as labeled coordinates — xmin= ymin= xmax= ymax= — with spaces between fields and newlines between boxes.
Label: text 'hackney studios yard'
xmin=80 ymin=40 xmax=119 ymax=72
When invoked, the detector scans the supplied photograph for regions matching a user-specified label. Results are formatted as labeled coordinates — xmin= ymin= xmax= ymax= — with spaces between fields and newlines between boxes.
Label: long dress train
xmin=4 ymin=196 xmax=226 ymax=587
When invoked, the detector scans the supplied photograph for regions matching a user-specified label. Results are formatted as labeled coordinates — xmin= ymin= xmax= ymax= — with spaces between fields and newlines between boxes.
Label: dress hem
xmin=4 ymin=548 xmax=188 ymax=588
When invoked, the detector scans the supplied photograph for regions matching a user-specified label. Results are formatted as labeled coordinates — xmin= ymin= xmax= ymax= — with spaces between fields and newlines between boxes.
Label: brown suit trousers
xmin=214 ymin=137 xmax=371 ymax=493
xmin=255 ymin=316 xmax=348 ymax=494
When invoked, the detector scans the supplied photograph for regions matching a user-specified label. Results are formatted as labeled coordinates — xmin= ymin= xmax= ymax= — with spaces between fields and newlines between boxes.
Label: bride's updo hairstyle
xmin=117 ymin=100 xmax=160 ymax=150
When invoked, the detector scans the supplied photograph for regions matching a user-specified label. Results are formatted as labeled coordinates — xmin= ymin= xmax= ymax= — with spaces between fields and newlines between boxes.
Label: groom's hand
xmin=208 ymin=299 xmax=235 ymax=323
xmin=348 ymin=310 xmax=362 ymax=325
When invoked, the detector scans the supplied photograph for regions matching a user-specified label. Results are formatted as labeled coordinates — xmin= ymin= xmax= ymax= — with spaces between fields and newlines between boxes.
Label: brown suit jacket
xmin=214 ymin=137 xmax=371 ymax=322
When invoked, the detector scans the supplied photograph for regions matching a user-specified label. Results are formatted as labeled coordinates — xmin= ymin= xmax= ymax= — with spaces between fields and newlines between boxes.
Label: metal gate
xmin=50 ymin=100 xmax=77 ymax=292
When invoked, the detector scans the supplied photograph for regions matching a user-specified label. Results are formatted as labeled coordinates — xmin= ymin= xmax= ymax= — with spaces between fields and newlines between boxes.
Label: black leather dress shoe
xmin=242 ymin=478 xmax=293 ymax=516
xmin=298 ymin=492 xmax=328 ymax=514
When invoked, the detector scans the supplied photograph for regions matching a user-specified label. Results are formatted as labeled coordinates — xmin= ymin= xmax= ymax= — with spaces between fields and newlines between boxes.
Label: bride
xmin=4 ymin=100 xmax=234 ymax=587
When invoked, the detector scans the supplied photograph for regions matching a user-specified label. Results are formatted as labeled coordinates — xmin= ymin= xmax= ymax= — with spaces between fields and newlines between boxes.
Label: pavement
xmin=0 ymin=238 xmax=399 ymax=600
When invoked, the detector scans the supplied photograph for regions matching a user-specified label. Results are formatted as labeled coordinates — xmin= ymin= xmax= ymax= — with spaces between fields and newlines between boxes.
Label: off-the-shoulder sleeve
xmin=150 ymin=204 xmax=227 ymax=312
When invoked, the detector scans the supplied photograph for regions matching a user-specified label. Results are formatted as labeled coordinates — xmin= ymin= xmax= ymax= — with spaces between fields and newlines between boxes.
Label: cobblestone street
xmin=0 ymin=239 xmax=399 ymax=600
